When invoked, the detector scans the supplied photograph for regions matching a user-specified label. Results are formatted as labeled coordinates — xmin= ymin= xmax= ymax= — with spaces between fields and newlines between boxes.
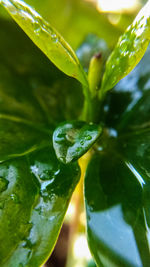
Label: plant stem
xmin=81 ymin=85 xmax=93 ymax=122
xmin=65 ymin=151 xmax=92 ymax=267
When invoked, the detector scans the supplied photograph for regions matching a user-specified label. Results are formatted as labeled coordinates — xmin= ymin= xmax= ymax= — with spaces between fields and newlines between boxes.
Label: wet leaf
xmin=0 ymin=147 xmax=80 ymax=267
xmin=53 ymin=121 xmax=102 ymax=164
xmin=85 ymin=153 xmax=150 ymax=267
xmin=1 ymin=0 xmax=88 ymax=86
xmin=85 ymin=45 xmax=150 ymax=267
xmin=0 ymin=18 xmax=81 ymax=266
xmin=100 ymin=0 xmax=150 ymax=94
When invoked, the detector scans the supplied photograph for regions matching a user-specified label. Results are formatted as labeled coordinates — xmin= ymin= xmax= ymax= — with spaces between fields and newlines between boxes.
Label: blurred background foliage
xmin=0 ymin=0 xmax=147 ymax=267
xmin=0 ymin=0 xmax=145 ymax=49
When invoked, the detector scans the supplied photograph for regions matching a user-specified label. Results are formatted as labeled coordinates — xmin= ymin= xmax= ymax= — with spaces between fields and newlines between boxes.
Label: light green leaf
xmin=100 ymin=0 xmax=150 ymax=95
xmin=1 ymin=0 xmax=88 ymax=86
xmin=53 ymin=121 xmax=102 ymax=164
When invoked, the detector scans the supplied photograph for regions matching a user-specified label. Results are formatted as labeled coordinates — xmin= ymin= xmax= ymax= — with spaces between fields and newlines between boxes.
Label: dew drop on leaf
xmin=85 ymin=135 xmax=92 ymax=141
xmin=80 ymin=140 xmax=84 ymax=145
xmin=10 ymin=193 xmax=20 ymax=203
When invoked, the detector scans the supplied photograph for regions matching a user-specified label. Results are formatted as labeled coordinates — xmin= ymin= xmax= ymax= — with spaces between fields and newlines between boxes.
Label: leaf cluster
xmin=0 ymin=0 xmax=150 ymax=266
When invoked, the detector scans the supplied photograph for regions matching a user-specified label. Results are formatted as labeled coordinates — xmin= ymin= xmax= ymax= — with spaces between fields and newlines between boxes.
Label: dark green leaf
xmin=0 ymin=147 xmax=80 ymax=267
xmin=53 ymin=121 xmax=102 ymax=164
xmin=0 ymin=18 xmax=81 ymax=266
xmin=100 ymin=0 xmax=150 ymax=94
xmin=85 ymin=46 xmax=150 ymax=267
xmin=1 ymin=0 xmax=88 ymax=86
xmin=85 ymin=152 xmax=150 ymax=267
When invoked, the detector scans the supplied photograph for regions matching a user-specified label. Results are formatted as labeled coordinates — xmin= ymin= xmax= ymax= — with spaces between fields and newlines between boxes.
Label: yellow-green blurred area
xmin=0 ymin=0 xmax=146 ymax=50
xmin=0 ymin=1 xmax=147 ymax=267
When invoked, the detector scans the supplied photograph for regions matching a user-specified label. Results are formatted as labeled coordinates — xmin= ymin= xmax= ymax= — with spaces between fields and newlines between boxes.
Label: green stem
xmin=80 ymin=85 xmax=93 ymax=122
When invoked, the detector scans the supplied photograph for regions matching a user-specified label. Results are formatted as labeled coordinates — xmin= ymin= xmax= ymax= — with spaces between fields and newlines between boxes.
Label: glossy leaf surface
xmin=53 ymin=121 xmax=102 ymax=164
xmin=85 ymin=153 xmax=150 ymax=267
xmin=15 ymin=0 xmax=124 ymax=49
xmin=100 ymin=0 xmax=150 ymax=94
xmin=85 ymin=46 xmax=150 ymax=266
xmin=1 ymin=0 xmax=88 ymax=86
xmin=0 ymin=147 xmax=80 ymax=267
xmin=0 ymin=19 xmax=81 ymax=266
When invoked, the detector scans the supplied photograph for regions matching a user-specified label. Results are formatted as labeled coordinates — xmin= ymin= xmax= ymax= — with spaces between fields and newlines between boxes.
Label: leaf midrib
xmin=0 ymin=113 xmax=52 ymax=134
xmin=0 ymin=113 xmax=52 ymax=164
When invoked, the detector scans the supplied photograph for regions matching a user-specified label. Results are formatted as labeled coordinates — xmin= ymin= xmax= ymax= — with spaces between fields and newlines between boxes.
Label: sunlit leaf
xmin=1 ymin=0 xmax=88 ymax=86
xmin=100 ymin=0 xmax=150 ymax=94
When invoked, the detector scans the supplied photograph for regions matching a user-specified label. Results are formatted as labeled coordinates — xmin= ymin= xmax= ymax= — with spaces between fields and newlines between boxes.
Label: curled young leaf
xmin=1 ymin=0 xmax=88 ymax=87
xmin=100 ymin=0 xmax=150 ymax=94
xmin=53 ymin=121 xmax=102 ymax=164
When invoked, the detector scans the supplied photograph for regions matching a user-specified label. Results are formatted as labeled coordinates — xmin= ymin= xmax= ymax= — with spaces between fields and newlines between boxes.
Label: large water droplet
xmin=0 ymin=177 xmax=9 ymax=193
xmin=85 ymin=135 xmax=92 ymax=141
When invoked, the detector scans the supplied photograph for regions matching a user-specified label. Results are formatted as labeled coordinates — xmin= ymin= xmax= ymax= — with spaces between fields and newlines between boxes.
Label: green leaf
xmin=0 ymin=18 xmax=81 ymax=266
xmin=85 ymin=47 xmax=150 ymax=267
xmin=25 ymin=0 xmax=123 ymax=50
xmin=0 ymin=147 xmax=80 ymax=267
xmin=1 ymin=0 xmax=88 ymax=87
xmin=85 ymin=152 xmax=150 ymax=267
xmin=53 ymin=121 xmax=102 ymax=164
xmin=100 ymin=0 xmax=150 ymax=94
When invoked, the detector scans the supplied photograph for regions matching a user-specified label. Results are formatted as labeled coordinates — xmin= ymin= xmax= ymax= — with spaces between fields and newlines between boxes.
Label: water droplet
xmin=51 ymin=33 xmax=58 ymax=43
xmin=35 ymin=206 xmax=42 ymax=215
xmin=97 ymin=146 xmax=103 ymax=152
xmin=80 ymin=140 xmax=84 ymax=146
xmin=85 ymin=135 xmax=92 ymax=141
xmin=54 ymin=169 xmax=60 ymax=176
xmin=40 ymin=180 xmax=55 ymax=201
xmin=23 ymin=238 xmax=35 ymax=249
xmin=0 ymin=177 xmax=9 ymax=193
xmin=33 ymin=23 xmax=41 ymax=35
xmin=108 ymin=128 xmax=118 ymax=138
xmin=10 ymin=193 xmax=20 ymax=203
xmin=39 ymin=170 xmax=52 ymax=181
